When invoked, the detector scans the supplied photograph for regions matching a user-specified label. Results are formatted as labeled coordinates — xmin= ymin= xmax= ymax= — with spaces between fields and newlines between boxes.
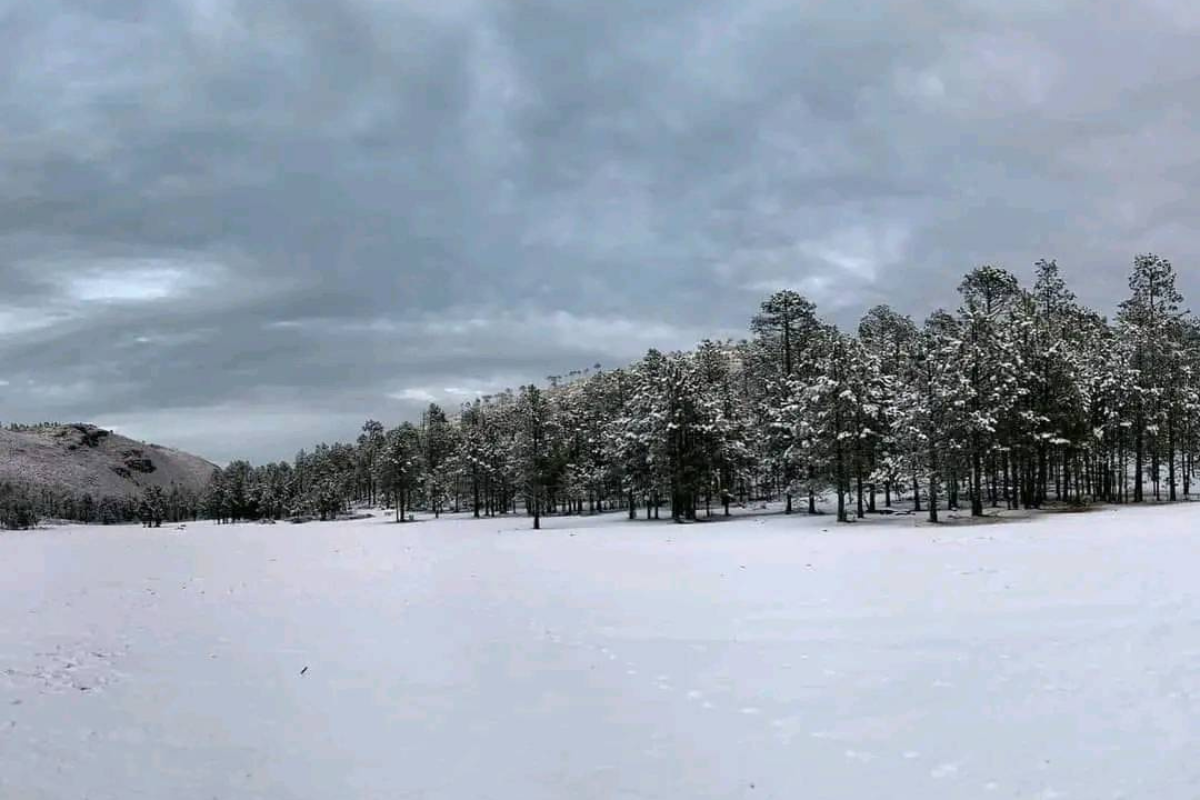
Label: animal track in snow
xmin=2 ymin=645 xmax=127 ymax=695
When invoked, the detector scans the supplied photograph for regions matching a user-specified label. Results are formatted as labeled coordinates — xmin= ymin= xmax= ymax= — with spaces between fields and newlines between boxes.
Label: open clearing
xmin=3 ymin=504 xmax=1200 ymax=799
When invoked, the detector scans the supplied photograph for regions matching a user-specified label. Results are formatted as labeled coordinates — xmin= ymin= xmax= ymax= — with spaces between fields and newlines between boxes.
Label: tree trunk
xmin=1169 ymin=414 xmax=1177 ymax=501
xmin=1134 ymin=422 xmax=1145 ymax=502
xmin=855 ymin=469 xmax=864 ymax=519
xmin=927 ymin=450 xmax=939 ymax=524
xmin=971 ymin=442 xmax=984 ymax=517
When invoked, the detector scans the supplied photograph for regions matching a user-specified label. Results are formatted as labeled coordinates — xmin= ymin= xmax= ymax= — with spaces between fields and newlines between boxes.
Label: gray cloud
xmin=3 ymin=0 xmax=1200 ymax=461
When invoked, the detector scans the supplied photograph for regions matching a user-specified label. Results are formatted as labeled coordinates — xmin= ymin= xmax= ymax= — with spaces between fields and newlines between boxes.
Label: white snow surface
xmin=3 ymin=504 xmax=1200 ymax=799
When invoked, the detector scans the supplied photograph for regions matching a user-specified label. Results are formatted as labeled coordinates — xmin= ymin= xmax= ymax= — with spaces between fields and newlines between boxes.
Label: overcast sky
xmin=3 ymin=0 xmax=1200 ymax=462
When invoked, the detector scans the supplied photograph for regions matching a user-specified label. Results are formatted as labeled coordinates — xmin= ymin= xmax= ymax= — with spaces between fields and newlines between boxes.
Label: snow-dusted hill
xmin=0 ymin=423 xmax=215 ymax=499
xmin=3 ymin=504 xmax=1199 ymax=798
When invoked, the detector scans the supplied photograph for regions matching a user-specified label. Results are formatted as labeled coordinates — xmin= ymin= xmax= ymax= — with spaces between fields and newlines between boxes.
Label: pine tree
xmin=379 ymin=423 xmax=422 ymax=523
xmin=421 ymin=404 xmax=453 ymax=517
xmin=1119 ymin=254 xmax=1186 ymax=502
xmin=516 ymin=385 xmax=551 ymax=529
xmin=140 ymin=485 xmax=166 ymax=528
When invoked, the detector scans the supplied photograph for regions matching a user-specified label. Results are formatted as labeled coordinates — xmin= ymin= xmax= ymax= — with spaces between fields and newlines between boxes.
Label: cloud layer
xmin=4 ymin=0 xmax=1200 ymax=461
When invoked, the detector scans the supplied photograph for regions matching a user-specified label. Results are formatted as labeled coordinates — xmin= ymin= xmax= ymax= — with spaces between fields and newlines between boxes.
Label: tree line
xmin=195 ymin=255 xmax=1200 ymax=528
xmin=0 ymin=480 xmax=201 ymax=530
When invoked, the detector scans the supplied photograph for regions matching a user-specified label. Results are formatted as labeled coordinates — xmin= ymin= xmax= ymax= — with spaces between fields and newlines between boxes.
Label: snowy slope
xmin=3 ymin=505 xmax=1200 ymax=799
xmin=0 ymin=424 xmax=216 ymax=498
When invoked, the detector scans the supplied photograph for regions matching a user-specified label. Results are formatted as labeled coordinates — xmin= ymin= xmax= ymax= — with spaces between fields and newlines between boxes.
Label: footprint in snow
xmin=930 ymin=763 xmax=959 ymax=779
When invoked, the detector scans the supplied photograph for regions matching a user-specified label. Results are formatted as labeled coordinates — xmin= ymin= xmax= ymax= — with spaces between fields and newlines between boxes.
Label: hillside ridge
xmin=0 ymin=423 xmax=216 ymax=500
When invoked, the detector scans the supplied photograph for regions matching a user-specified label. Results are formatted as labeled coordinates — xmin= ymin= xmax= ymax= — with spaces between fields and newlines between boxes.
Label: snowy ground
xmin=3 ymin=504 xmax=1200 ymax=799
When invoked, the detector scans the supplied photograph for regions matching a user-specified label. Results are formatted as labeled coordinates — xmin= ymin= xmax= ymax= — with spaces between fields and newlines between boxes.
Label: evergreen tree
xmin=516 ymin=385 xmax=551 ymax=529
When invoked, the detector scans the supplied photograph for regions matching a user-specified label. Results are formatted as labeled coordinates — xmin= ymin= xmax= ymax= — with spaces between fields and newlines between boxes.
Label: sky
xmin=4 ymin=0 xmax=1200 ymax=463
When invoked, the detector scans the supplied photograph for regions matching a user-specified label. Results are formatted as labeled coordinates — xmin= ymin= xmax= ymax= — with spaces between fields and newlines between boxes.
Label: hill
xmin=0 ymin=423 xmax=216 ymax=501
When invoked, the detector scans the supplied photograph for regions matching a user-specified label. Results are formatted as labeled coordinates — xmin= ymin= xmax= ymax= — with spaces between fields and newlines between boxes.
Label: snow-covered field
xmin=3 ymin=505 xmax=1200 ymax=799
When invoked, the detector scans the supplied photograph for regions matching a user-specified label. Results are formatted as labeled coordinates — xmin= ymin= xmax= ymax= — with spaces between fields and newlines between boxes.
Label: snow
xmin=4 ymin=505 xmax=1200 ymax=799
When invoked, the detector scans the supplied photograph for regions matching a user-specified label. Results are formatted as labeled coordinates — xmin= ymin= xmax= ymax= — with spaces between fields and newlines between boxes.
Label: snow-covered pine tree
xmin=420 ymin=404 xmax=453 ymax=518
xmin=1119 ymin=254 xmax=1186 ymax=502
xmin=515 ymin=385 xmax=552 ymax=529
xmin=379 ymin=423 xmax=422 ymax=523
